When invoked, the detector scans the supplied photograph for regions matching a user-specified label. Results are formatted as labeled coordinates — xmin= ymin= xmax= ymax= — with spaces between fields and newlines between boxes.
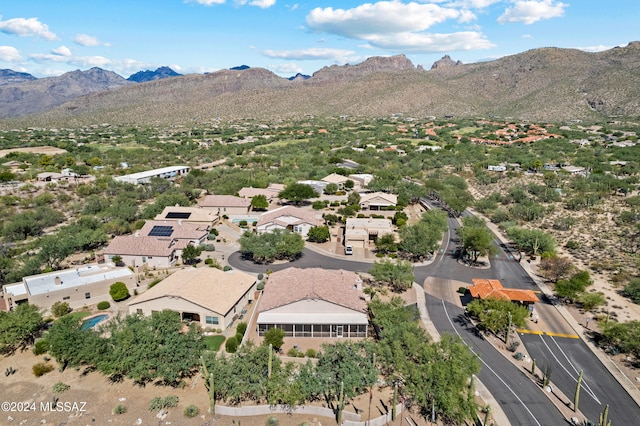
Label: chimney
xmin=54 ymin=276 xmax=62 ymax=286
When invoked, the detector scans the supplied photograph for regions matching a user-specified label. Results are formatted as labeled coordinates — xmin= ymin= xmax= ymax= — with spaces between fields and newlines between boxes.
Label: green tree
xmin=324 ymin=183 xmax=338 ymax=195
xmin=38 ymin=235 xmax=74 ymax=270
xmin=347 ymin=191 xmax=361 ymax=206
xmin=506 ymin=226 xmax=556 ymax=255
xmin=109 ymin=282 xmax=130 ymax=302
xmin=278 ymin=183 xmax=319 ymax=205
xmin=369 ymin=259 xmax=414 ymax=292
xmin=344 ymin=179 xmax=354 ymax=190
xmin=307 ymin=225 xmax=330 ymax=243
xmin=250 ymin=194 xmax=269 ymax=211
xmin=375 ymin=233 xmax=397 ymax=254
xmin=539 ymin=255 xmax=574 ymax=283
xmin=239 ymin=229 xmax=304 ymax=263
xmin=263 ymin=327 xmax=285 ymax=351
xmin=466 ymin=298 xmax=529 ymax=337
xmin=0 ymin=303 xmax=44 ymax=354
xmin=623 ymin=278 xmax=640 ymax=304
xmin=458 ymin=217 xmax=496 ymax=263
xmin=399 ymin=221 xmax=443 ymax=260
xmin=577 ymin=292 xmax=606 ymax=312
xmin=181 ymin=244 xmax=202 ymax=265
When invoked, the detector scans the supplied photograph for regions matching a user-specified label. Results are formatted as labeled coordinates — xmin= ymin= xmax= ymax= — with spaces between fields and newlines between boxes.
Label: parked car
xmin=345 ymin=245 xmax=353 ymax=255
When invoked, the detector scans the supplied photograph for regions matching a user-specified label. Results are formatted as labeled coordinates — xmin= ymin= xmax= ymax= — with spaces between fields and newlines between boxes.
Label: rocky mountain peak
xmin=431 ymin=55 xmax=463 ymax=69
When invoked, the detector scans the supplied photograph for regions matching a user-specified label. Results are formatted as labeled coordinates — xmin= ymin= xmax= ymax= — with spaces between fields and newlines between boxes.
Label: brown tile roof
xmin=469 ymin=278 xmax=539 ymax=303
xmin=104 ymin=235 xmax=176 ymax=257
xmin=256 ymin=206 xmax=323 ymax=228
xmin=199 ymin=195 xmax=251 ymax=208
xmin=259 ymin=268 xmax=366 ymax=313
xmin=129 ymin=267 xmax=256 ymax=315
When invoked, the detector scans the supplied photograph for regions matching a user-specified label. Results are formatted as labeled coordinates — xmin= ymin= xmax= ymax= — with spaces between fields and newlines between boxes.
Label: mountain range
xmin=2 ymin=42 xmax=640 ymax=126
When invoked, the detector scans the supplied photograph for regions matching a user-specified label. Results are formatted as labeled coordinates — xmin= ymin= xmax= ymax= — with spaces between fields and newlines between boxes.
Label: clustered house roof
xmin=256 ymin=205 xmax=323 ymax=228
xmin=138 ymin=220 xmax=208 ymax=240
xmin=104 ymin=235 xmax=177 ymax=257
xmin=469 ymin=278 xmax=539 ymax=304
xmin=258 ymin=267 xmax=367 ymax=313
xmin=128 ymin=267 xmax=256 ymax=316
xmin=360 ymin=191 xmax=398 ymax=205
xmin=198 ymin=194 xmax=251 ymax=208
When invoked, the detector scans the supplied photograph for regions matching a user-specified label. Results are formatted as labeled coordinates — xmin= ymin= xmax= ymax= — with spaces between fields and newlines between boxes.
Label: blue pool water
xmin=81 ymin=314 xmax=109 ymax=330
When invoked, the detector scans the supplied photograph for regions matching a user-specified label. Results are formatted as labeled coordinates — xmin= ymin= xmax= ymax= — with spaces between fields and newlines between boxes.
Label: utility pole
xmin=574 ymin=370 xmax=583 ymax=412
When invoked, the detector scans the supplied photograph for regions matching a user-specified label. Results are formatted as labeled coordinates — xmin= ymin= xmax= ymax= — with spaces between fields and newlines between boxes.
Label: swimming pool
xmin=81 ymin=314 xmax=109 ymax=330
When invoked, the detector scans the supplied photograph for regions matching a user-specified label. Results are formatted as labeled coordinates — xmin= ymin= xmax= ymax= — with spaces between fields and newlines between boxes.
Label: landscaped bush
xmin=148 ymin=278 xmax=162 ymax=289
xmin=225 ymin=336 xmax=238 ymax=353
xmin=266 ymin=416 xmax=279 ymax=426
xmin=305 ymin=348 xmax=317 ymax=358
xmin=236 ymin=322 xmax=248 ymax=336
xmin=257 ymin=281 xmax=265 ymax=290
xmin=113 ymin=404 xmax=127 ymax=414
xmin=97 ymin=301 xmax=110 ymax=310
xmin=33 ymin=339 xmax=50 ymax=355
xmin=223 ymin=265 xmax=232 ymax=271
xmin=109 ymin=281 xmax=130 ymax=302
xmin=200 ymin=243 xmax=215 ymax=251
xmin=184 ymin=405 xmax=199 ymax=417
xmin=32 ymin=362 xmax=54 ymax=377
xmin=287 ymin=347 xmax=301 ymax=357
xmin=51 ymin=301 xmax=71 ymax=318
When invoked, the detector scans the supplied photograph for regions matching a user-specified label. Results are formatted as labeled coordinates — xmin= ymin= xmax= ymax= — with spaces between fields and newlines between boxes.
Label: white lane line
xmin=537 ymin=334 xmax=601 ymax=404
xmin=549 ymin=335 xmax=601 ymax=405
xmin=441 ymin=300 xmax=543 ymax=426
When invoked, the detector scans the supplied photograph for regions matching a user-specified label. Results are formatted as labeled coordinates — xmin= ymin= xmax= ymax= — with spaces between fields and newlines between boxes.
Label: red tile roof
xmin=469 ymin=278 xmax=539 ymax=303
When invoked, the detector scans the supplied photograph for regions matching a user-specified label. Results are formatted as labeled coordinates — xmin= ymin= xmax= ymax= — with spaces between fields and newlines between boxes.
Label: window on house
xmin=137 ymin=309 xmax=142 ymax=315
xmin=206 ymin=316 xmax=219 ymax=325
xmin=85 ymin=292 xmax=91 ymax=299
xmin=62 ymin=296 xmax=70 ymax=300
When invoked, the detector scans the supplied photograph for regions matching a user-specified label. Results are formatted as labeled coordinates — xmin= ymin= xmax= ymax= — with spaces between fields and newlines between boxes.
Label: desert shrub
xmin=457 ymin=286 xmax=467 ymax=294
xmin=51 ymin=301 xmax=71 ymax=318
xmin=148 ymin=278 xmax=162 ymax=289
xmin=113 ymin=405 xmax=127 ymax=414
xmin=184 ymin=405 xmax=199 ymax=417
xmin=239 ymin=220 xmax=248 ymax=227
xmin=258 ymin=273 xmax=264 ymax=280
xmin=223 ymin=265 xmax=232 ymax=271
xmin=623 ymin=278 xmax=640 ymax=304
xmin=565 ymin=240 xmax=580 ymax=250
xmin=257 ymin=281 xmax=265 ymax=290
xmin=506 ymin=341 xmax=520 ymax=352
xmin=33 ymin=339 xmax=50 ymax=355
xmin=312 ymin=200 xmax=326 ymax=210
xmin=32 ymin=362 xmax=54 ymax=377
xmin=149 ymin=395 xmax=179 ymax=412
xmin=5 ymin=367 xmax=16 ymax=376
xmin=305 ymin=348 xmax=317 ymax=358
xmin=225 ymin=336 xmax=238 ymax=353
xmin=204 ymin=258 xmax=214 ymax=265
xmin=266 ymin=416 xmax=279 ymax=426
xmin=97 ymin=301 xmax=110 ymax=310
xmin=200 ymin=243 xmax=215 ymax=251
xmin=287 ymin=347 xmax=301 ymax=357
xmin=53 ymin=382 xmax=70 ymax=393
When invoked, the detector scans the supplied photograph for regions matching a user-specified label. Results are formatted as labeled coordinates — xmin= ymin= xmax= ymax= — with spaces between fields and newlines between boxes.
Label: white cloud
xmin=366 ymin=31 xmax=495 ymax=52
xmin=269 ymin=63 xmax=304 ymax=75
xmin=498 ymin=0 xmax=567 ymax=25
xmin=74 ymin=34 xmax=110 ymax=47
xmin=0 ymin=46 xmax=22 ymax=62
xmin=30 ymin=53 xmax=112 ymax=68
xmin=444 ymin=0 xmax=502 ymax=8
xmin=576 ymin=44 xmax=616 ymax=53
xmin=0 ymin=17 xmax=57 ymax=40
xmin=186 ymin=0 xmax=226 ymax=5
xmin=307 ymin=2 xmax=463 ymax=38
xmin=263 ymin=47 xmax=357 ymax=61
xmin=235 ymin=0 xmax=276 ymax=7
xmin=52 ymin=46 xmax=72 ymax=57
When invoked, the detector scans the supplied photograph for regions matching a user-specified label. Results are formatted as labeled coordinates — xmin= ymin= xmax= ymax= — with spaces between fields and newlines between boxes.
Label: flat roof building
xmin=114 ymin=166 xmax=190 ymax=185
xmin=3 ymin=264 xmax=136 ymax=313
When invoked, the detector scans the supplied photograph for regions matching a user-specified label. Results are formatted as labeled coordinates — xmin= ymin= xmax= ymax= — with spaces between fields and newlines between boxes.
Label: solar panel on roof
xmin=165 ymin=212 xmax=191 ymax=219
xmin=148 ymin=225 xmax=174 ymax=237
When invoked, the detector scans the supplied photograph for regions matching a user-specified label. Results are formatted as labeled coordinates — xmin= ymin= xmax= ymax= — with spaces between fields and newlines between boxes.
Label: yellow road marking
xmin=516 ymin=329 xmax=579 ymax=339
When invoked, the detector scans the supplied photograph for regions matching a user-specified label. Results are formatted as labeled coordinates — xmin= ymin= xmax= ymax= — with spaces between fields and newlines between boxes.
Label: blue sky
xmin=0 ymin=0 xmax=638 ymax=78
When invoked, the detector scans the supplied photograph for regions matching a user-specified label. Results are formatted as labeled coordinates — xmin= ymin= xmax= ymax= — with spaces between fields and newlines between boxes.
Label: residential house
xmin=487 ymin=165 xmax=506 ymax=172
xmin=321 ymin=173 xmax=350 ymax=190
xmin=238 ymin=183 xmax=285 ymax=202
xmin=296 ymin=180 xmax=327 ymax=195
xmin=128 ymin=267 xmax=256 ymax=329
xmin=199 ymin=194 xmax=251 ymax=216
xmin=2 ymin=264 xmax=136 ymax=312
xmin=256 ymin=268 xmax=368 ymax=338
xmin=256 ymin=206 xmax=323 ymax=237
xmin=468 ymin=279 xmax=539 ymax=306
xmin=344 ymin=217 xmax=394 ymax=249
xmin=562 ymin=165 xmax=589 ymax=177
xmin=347 ymin=173 xmax=374 ymax=188
xmin=104 ymin=236 xmax=178 ymax=269
xmin=359 ymin=192 xmax=398 ymax=210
